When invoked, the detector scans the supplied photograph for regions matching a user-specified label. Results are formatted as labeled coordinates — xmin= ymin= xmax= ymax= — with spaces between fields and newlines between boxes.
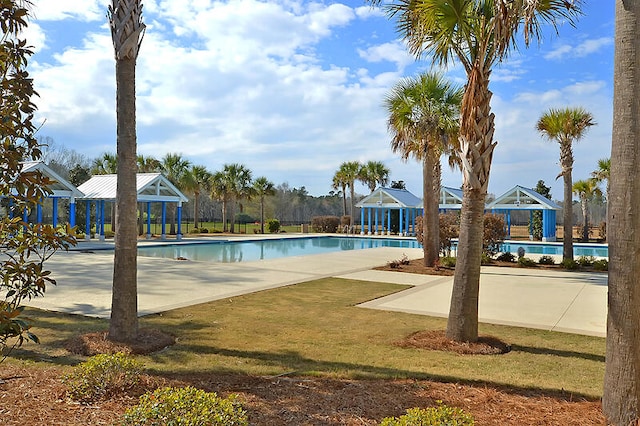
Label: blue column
xmin=507 ymin=210 xmax=512 ymax=237
xmin=146 ymin=202 xmax=151 ymax=239
xmin=387 ymin=209 xmax=391 ymax=235
xmin=367 ymin=208 xmax=372 ymax=234
xmin=69 ymin=198 xmax=76 ymax=228
xmin=411 ymin=209 xmax=416 ymax=236
xmin=177 ymin=203 xmax=183 ymax=240
xmin=85 ymin=200 xmax=91 ymax=240
xmin=23 ymin=208 xmax=28 ymax=222
xmin=52 ymin=197 xmax=59 ymax=228
xmin=543 ymin=210 xmax=557 ymax=242
xmin=161 ymin=201 xmax=167 ymax=239
xmin=529 ymin=210 xmax=534 ymax=239
xmin=99 ymin=200 xmax=105 ymax=240
xmin=399 ymin=208 xmax=404 ymax=236
xmin=359 ymin=208 xmax=364 ymax=234
xmin=374 ymin=208 xmax=379 ymax=235
xmin=36 ymin=200 xmax=43 ymax=224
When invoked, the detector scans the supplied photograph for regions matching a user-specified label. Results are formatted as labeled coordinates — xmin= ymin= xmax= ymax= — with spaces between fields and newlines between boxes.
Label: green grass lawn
xmin=13 ymin=277 xmax=605 ymax=398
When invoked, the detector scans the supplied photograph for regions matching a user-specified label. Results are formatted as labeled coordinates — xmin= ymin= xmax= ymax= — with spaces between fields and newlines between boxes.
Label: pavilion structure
xmin=486 ymin=185 xmax=561 ymax=241
xmin=77 ymin=173 xmax=188 ymax=241
xmin=356 ymin=187 xmax=422 ymax=236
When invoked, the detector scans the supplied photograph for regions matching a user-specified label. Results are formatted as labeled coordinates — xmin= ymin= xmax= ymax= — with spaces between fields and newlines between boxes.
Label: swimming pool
xmin=137 ymin=236 xmax=422 ymax=263
xmin=497 ymin=241 xmax=608 ymax=258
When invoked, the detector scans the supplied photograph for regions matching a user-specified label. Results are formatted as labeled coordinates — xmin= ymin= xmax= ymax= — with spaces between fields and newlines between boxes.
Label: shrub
xmin=441 ymin=256 xmax=456 ymax=268
xmin=189 ymin=228 xmax=200 ymax=234
xmin=64 ymin=352 xmax=143 ymax=402
xmin=517 ymin=257 xmax=537 ymax=267
xmin=416 ymin=213 xmax=460 ymax=257
xmin=561 ymin=259 xmax=579 ymax=270
xmin=481 ymin=253 xmax=494 ymax=265
xmin=200 ymin=227 xmax=209 ymax=233
xmin=538 ymin=255 xmax=556 ymax=265
xmin=311 ymin=216 xmax=341 ymax=233
xmin=496 ymin=252 xmax=515 ymax=263
xmin=388 ymin=254 xmax=410 ymax=269
xmin=380 ymin=406 xmax=474 ymax=426
xmin=593 ymin=259 xmax=609 ymax=271
xmin=235 ymin=213 xmax=255 ymax=224
xmin=122 ymin=386 xmax=248 ymax=426
xmin=483 ymin=214 xmax=506 ymax=257
xmin=577 ymin=255 xmax=596 ymax=267
xmin=267 ymin=219 xmax=280 ymax=233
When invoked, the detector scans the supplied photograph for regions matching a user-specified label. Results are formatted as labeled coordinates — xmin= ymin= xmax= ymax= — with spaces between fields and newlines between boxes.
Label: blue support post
xmin=387 ymin=209 xmax=391 ymax=235
xmin=359 ymin=208 xmax=365 ymax=234
xmin=399 ymin=208 xmax=404 ymax=236
xmin=161 ymin=201 xmax=167 ymax=239
xmin=146 ymin=202 xmax=151 ymax=239
xmin=374 ymin=208 xmax=379 ymax=235
xmin=52 ymin=198 xmax=59 ymax=228
xmin=99 ymin=200 xmax=105 ymax=240
xmin=85 ymin=200 xmax=91 ymax=240
xmin=177 ymin=203 xmax=183 ymax=240
xmin=367 ymin=208 xmax=372 ymax=234
xmin=36 ymin=200 xmax=43 ymax=224
xmin=69 ymin=198 xmax=76 ymax=228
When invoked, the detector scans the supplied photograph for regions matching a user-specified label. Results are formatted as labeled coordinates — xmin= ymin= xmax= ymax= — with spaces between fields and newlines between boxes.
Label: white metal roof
xmin=77 ymin=173 xmax=188 ymax=203
xmin=356 ymin=187 xmax=422 ymax=209
xmin=486 ymin=185 xmax=561 ymax=211
xmin=21 ymin=161 xmax=84 ymax=198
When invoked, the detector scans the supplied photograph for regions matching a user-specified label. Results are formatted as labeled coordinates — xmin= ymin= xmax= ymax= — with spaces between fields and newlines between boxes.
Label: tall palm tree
xmin=253 ymin=176 xmax=276 ymax=234
xmin=161 ymin=153 xmax=190 ymax=234
xmin=572 ymin=179 xmax=601 ymax=242
xmin=603 ymin=3 xmax=640 ymax=423
xmin=358 ymin=161 xmax=390 ymax=193
xmin=376 ymin=0 xmax=583 ymax=343
xmin=536 ymin=107 xmax=595 ymax=261
xmin=221 ymin=163 xmax=253 ymax=233
xmin=209 ymin=171 xmax=229 ymax=232
xmin=384 ymin=71 xmax=462 ymax=267
xmin=591 ymin=157 xmax=610 ymax=240
xmin=182 ymin=165 xmax=211 ymax=229
xmin=332 ymin=170 xmax=348 ymax=217
xmin=107 ymin=0 xmax=145 ymax=342
xmin=336 ymin=161 xmax=361 ymax=227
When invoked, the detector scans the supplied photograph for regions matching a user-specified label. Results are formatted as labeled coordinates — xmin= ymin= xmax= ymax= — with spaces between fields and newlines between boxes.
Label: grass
xmin=11 ymin=277 xmax=605 ymax=398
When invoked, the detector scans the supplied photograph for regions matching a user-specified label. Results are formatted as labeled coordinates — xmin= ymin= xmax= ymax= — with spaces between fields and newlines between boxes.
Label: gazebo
xmin=486 ymin=185 xmax=561 ymax=241
xmin=356 ymin=187 xmax=422 ymax=236
xmin=435 ymin=186 xmax=463 ymax=212
xmin=77 ymin=173 xmax=188 ymax=241
xmin=16 ymin=161 xmax=84 ymax=227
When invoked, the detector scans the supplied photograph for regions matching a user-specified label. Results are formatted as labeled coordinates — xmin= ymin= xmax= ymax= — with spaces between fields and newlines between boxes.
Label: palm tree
xmin=358 ymin=161 xmax=390 ymax=193
xmin=536 ymin=107 xmax=595 ymax=261
xmin=182 ymin=165 xmax=211 ymax=229
xmin=376 ymin=0 xmax=583 ymax=343
xmin=336 ymin=161 xmax=361 ymax=227
xmin=384 ymin=71 xmax=462 ymax=267
xmin=209 ymin=171 xmax=229 ymax=232
xmin=161 ymin=153 xmax=191 ymax=234
xmin=332 ymin=171 xmax=348 ymax=217
xmin=91 ymin=152 xmax=118 ymax=175
xmin=221 ymin=164 xmax=253 ymax=233
xmin=603 ymin=4 xmax=640 ymax=422
xmin=253 ymin=176 xmax=276 ymax=234
xmin=107 ymin=0 xmax=145 ymax=342
xmin=591 ymin=157 xmax=610 ymax=241
xmin=572 ymin=179 xmax=601 ymax=242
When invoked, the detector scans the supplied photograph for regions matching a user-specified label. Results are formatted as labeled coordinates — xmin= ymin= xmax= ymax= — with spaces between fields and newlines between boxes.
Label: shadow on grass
xmin=510 ymin=344 xmax=605 ymax=362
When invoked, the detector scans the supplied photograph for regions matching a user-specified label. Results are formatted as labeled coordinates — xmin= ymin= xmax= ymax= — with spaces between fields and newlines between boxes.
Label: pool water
xmin=137 ymin=236 xmax=422 ymax=263
xmin=498 ymin=242 xmax=608 ymax=258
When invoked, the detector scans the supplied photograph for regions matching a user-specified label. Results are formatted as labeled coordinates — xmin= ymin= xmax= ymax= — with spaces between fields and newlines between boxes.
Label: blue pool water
xmin=137 ymin=236 xmax=422 ymax=263
xmin=497 ymin=241 xmax=608 ymax=258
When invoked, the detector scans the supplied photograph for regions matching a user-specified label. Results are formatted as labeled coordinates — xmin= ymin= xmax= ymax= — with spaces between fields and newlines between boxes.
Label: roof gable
xmin=77 ymin=173 xmax=188 ymax=202
xmin=21 ymin=161 xmax=84 ymax=198
xmin=356 ymin=187 xmax=421 ymax=208
xmin=487 ymin=185 xmax=560 ymax=210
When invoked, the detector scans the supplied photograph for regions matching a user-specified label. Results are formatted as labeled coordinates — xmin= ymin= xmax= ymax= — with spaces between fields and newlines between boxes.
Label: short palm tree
xmin=375 ymin=0 xmax=584 ymax=342
xmin=537 ymin=107 xmax=595 ymax=261
xmin=253 ymin=176 xmax=276 ymax=234
xmin=336 ymin=161 xmax=361 ymax=228
xmin=182 ymin=165 xmax=212 ymax=229
xmin=209 ymin=171 xmax=229 ymax=232
xmin=332 ymin=171 xmax=348 ymax=217
xmin=358 ymin=161 xmax=390 ymax=193
xmin=221 ymin=163 xmax=253 ymax=233
xmin=384 ymin=71 xmax=462 ymax=267
xmin=572 ymin=179 xmax=601 ymax=242
xmin=161 ymin=153 xmax=191 ymax=234
xmin=91 ymin=152 xmax=118 ymax=175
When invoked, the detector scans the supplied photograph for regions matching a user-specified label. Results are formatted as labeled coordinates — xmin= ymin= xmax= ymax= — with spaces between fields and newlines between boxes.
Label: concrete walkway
xmin=27 ymin=238 xmax=607 ymax=337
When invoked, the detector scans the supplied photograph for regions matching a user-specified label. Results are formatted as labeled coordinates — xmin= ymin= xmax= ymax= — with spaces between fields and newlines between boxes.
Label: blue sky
xmin=25 ymin=1 xmax=613 ymax=200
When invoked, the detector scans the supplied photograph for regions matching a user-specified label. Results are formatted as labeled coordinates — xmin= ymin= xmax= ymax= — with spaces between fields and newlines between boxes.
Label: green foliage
xmin=598 ymin=221 xmax=606 ymax=242
xmin=483 ymin=214 xmax=506 ymax=256
xmin=530 ymin=180 xmax=552 ymax=240
xmin=380 ymin=406 xmax=474 ymax=426
xmin=517 ymin=257 xmax=537 ymax=268
xmin=538 ymin=255 xmax=556 ymax=265
xmin=266 ymin=218 xmax=280 ymax=233
xmin=235 ymin=213 xmax=255 ymax=224
xmin=496 ymin=252 xmax=516 ymax=263
xmin=577 ymin=255 xmax=596 ymax=267
xmin=480 ymin=253 xmax=494 ymax=265
xmin=440 ymin=256 xmax=456 ymax=268
xmin=64 ymin=353 xmax=143 ymax=402
xmin=122 ymin=386 xmax=248 ymax=426
xmin=592 ymin=259 xmax=608 ymax=271
xmin=189 ymin=228 xmax=200 ymax=234
xmin=0 ymin=2 xmax=76 ymax=360
xmin=200 ymin=227 xmax=209 ymax=233
xmin=311 ymin=216 xmax=341 ymax=233
xmin=560 ymin=259 xmax=579 ymax=270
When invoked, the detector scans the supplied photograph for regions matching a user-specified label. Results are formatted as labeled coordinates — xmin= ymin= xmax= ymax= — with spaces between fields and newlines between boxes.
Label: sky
xmin=24 ymin=1 xmax=614 ymax=200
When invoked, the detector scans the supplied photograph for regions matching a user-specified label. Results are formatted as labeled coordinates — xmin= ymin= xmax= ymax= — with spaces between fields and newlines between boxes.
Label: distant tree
xmin=332 ymin=169 xmax=348 ymax=217
xmin=537 ymin=107 xmax=595 ymax=261
xmin=182 ymin=165 xmax=211 ymax=229
xmin=220 ymin=164 xmax=253 ymax=233
xmin=335 ymin=161 xmax=361 ymax=226
xmin=161 ymin=153 xmax=190 ymax=234
xmin=530 ymin=180 xmax=552 ymax=240
xmin=209 ymin=171 xmax=229 ymax=231
xmin=390 ymin=180 xmax=406 ymax=189
xmin=572 ymin=179 xmax=601 ymax=242
xmin=136 ymin=155 xmax=161 ymax=234
xmin=591 ymin=157 xmax=610 ymax=239
xmin=253 ymin=177 xmax=276 ymax=234
xmin=358 ymin=161 xmax=390 ymax=192
xmin=92 ymin=152 xmax=118 ymax=175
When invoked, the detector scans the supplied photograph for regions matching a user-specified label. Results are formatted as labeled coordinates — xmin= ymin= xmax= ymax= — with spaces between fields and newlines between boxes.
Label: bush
xmin=189 ymin=228 xmax=200 ymax=234
xmin=481 ymin=253 xmax=494 ymax=265
xmin=538 ymin=255 xmax=556 ymax=265
xmin=577 ymin=255 xmax=596 ymax=267
xmin=441 ymin=256 xmax=456 ymax=268
xmin=593 ymin=259 xmax=609 ymax=271
xmin=380 ymin=406 xmax=474 ymax=426
xmin=122 ymin=386 xmax=248 ymax=426
xmin=64 ymin=352 xmax=143 ymax=402
xmin=267 ymin=218 xmax=280 ymax=233
xmin=496 ymin=252 xmax=515 ymax=263
xmin=483 ymin=214 xmax=506 ymax=257
xmin=416 ymin=212 xmax=460 ymax=257
xmin=561 ymin=259 xmax=579 ymax=270
xmin=235 ymin=213 xmax=255 ymax=224
xmin=200 ymin=227 xmax=209 ymax=233
xmin=517 ymin=257 xmax=537 ymax=267
xmin=311 ymin=216 xmax=341 ymax=233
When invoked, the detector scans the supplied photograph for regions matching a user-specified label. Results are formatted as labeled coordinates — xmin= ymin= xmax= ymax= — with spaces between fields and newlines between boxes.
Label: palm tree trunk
xmin=341 ymin=187 xmax=347 ymax=217
xmin=581 ymin=198 xmax=589 ymax=242
xmin=110 ymin=55 xmax=138 ymax=342
xmin=349 ymin=185 xmax=355 ymax=229
xmin=194 ymin=191 xmax=200 ymax=229
xmin=562 ymin=165 xmax=574 ymax=260
xmin=229 ymin=198 xmax=236 ymax=233
xmin=422 ymin=154 xmax=439 ymax=267
xmin=260 ymin=196 xmax=265 ymax=234
xmin=603 ymin=2 xmax=640 ymax=423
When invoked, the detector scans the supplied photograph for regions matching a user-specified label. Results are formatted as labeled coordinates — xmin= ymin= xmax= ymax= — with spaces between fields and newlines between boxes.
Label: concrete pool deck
xmin=27 ymin=236 xmax=607 ymax=337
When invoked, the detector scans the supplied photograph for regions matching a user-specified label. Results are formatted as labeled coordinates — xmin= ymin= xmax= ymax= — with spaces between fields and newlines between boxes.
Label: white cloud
xmin=544 ymin=37 xmax=613 ymax=60
xmin=31 ymin=0 xmax=104 ymax=22
xmin=358 ymin=41 xmax=413 ymax=70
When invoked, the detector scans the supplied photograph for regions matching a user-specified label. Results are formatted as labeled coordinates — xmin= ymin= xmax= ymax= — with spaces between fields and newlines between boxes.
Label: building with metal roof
xmin=356 ymin=187 xmax=422 ymax=235
xmin=77 ymin=173 xmax=188 ymax=241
